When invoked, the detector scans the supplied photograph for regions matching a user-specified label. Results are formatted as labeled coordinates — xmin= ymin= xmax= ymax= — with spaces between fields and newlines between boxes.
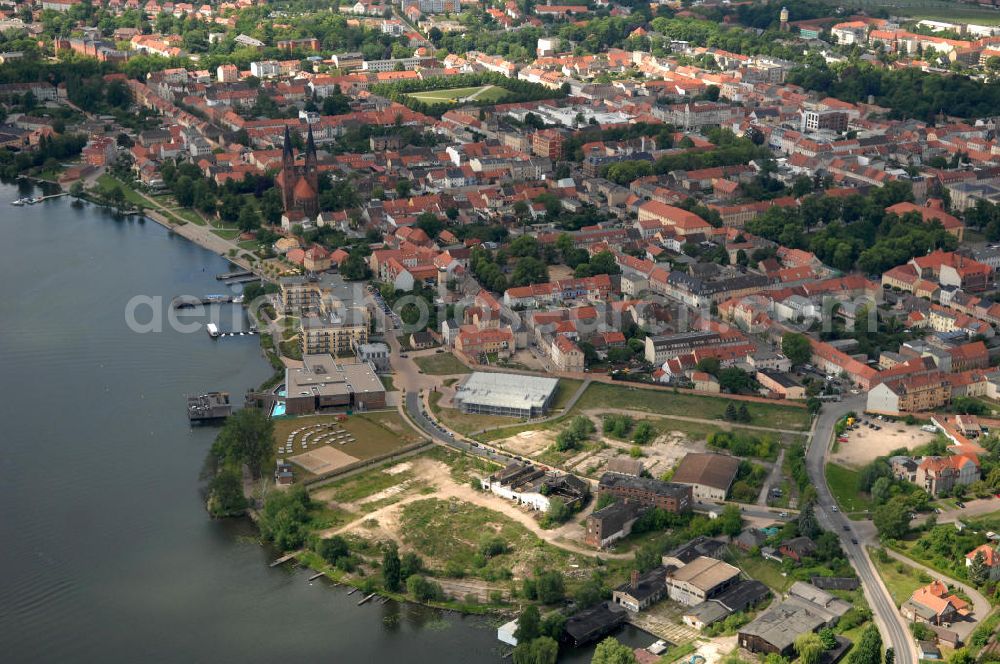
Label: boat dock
xmin=222 ymin=275 xmax=261 ymax=285
xmin=216 ymin=269 xmax=253 ymax=280
xmin=269 ymin=553 xmax=297 ymax=567
xmin=172 ymin=294 xmax=244 ymax=309
xmin=11 ymin=193 xmax=67 ymax=206
xmin=358 ymin=593 xmax=377 ymax=606
xmin=308 ymin=572 xmax=324 ymax=581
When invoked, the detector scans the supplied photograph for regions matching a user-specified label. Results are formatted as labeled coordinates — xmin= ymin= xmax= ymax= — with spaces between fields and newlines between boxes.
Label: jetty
xmin=171 ymin=294 xmax=244 ymax=309
xmin=216 ymin=269 xmax=253 ymax=280
xmin=269 ymin=553 xmax=297 ymax=567
xmin=308 ymin=572 xmax=324 ymax=581
xmin=221 ymin=274 xmax=261 ymax=285
xmin=358 ymin=593 xmax=377 ymax=606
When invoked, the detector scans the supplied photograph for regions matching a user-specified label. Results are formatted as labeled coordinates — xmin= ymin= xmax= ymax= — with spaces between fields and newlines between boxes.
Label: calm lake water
xmin=0 ymin=183 xmax=650 ymax=662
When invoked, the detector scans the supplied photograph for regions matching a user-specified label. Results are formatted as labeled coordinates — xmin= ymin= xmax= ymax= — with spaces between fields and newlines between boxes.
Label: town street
xmin=807 ymin=396 xmax=920 ymax=664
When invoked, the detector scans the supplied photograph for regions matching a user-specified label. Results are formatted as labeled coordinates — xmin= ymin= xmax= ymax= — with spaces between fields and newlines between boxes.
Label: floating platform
xmin=187 ymin=392 xmax=231 ymax=422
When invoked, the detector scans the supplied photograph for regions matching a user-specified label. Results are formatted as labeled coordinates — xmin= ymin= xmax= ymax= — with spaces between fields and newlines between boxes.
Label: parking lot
xmin=829 ymin=418 xmax=936 ymax=468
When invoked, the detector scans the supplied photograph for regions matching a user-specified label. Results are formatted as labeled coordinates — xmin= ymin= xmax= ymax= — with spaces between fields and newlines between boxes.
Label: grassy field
xmin=413 ymin=353 xmax=471 ymax=375
xmin=550 ymin=378 xmax=584 ymax=411
xmin=398 ymin=497 xmax=596 ymax=581
xmin=320 ymin=465 xmax=415 ymax=503
xmin=869 ymin=548 xmax=929 ymax=607
xmin=571 ymin=383 xmax=812 ymax=431
xmin=272 ymin=411 xmax=422 ymax=458
xmin=95 ymin=174 xmax=148 ymax=207
xmin=212 ymin=228 xmax=241 ymax=240
xmin=429 ymin=392 xmax=521 ymax=435
xmin=404 ymin=85 xmax=511 ymax=105
xmin=731 ymin=552 xmax=795 ymax=593
xmin=825 ymin=463 xmax=872 ymax=514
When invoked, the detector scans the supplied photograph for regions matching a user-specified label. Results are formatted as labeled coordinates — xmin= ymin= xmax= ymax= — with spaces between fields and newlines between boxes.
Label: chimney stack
xmin=631 ymin=569 xmax=639 ymax=591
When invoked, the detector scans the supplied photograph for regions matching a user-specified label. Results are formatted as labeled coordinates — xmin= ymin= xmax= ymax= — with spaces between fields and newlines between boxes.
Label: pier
xmin=216 ymin=269 xmax=253 ymax=280
xmin=221 ymin=274 xmax=262 ymax=285
xmin=171 ymin=294 xmax=244 ymax=309
xmin=269 ymin=553 xmax=297 ymax=568
xmin=358 ymin=593 xmax=377 ymax=606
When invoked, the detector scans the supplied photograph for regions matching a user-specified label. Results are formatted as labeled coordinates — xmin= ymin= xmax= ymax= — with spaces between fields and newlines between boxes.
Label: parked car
xmin=843 ymin=525 xmax=850 ymax=531
xmin=957 ymin=502 xmax=966 ymax=509
xmin=851 ymin=538 xmax=858 ymax=545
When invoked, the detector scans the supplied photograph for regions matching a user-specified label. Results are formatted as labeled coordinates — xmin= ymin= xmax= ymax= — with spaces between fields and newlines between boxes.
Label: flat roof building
xmin=453 ymin=372 xmax=559 ymax=418
xmin=284 ymin=354 xmax=385 ymax=415
xmin=665 ymin=556 xmax=741 ymax=606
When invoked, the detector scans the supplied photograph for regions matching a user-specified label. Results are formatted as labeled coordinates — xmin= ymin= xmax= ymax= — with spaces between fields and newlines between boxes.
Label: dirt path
xmin=317 ymin=460 xmax=631 ymax=559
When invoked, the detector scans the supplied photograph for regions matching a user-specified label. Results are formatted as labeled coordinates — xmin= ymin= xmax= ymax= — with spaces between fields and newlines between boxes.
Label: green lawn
xmin=398 ymin=497 xmax=599 ymax=583
xmin=549 ymin=378 xmax=584 ymax=411
xmin=95 ymin=174 xmax=148 ymax=207
xmin=405 ymin=85 xmax=511 ymax=105
xmin=413 ymin=353 xmax=471 ymax=375
xmin=212 ymin=228 xmax=241 ymax=240
xmin=869 ymin=548 xmax=928 ymax=607
xmin=732 ymin=552 xmax=794 ymax=593
xmin=272 ymin=412 xmax=422 ymax=460
xmin=571 ymin=383 xmax=812 ymax=431
xmin=429 ymin=392 xmax=521 ymax=436
xmin=825 ymin=463 xmax=872 ymax=514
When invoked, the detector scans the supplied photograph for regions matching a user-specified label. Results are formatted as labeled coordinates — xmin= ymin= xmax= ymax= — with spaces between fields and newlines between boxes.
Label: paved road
xmin=757 ymin=448 xmax=785 ymax=507
xmin=806 ymin=396 xmax=919 ymax=664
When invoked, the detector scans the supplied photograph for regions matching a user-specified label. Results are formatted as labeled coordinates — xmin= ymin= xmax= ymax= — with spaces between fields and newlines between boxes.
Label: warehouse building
xmin=453 ymin=372 xmax=559 ymax=418
xmin=671 ymin=453 xmax=741 ymax=501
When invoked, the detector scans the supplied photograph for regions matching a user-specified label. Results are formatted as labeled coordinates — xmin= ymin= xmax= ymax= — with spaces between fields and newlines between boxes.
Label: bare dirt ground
xmin=829 ymin=424 xmax=936 ymax=468
xmin=289 ymin=446 xmax=359 ymax=475
xmin=315 ymin=458 xmax=629 ymax=558
xmin=497 ymin=429 xmax=558 ymax=456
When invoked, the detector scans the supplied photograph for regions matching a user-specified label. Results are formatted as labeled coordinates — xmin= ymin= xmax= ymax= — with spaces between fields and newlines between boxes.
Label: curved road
xmin=807 ymin=396 xmax=918 ymax=664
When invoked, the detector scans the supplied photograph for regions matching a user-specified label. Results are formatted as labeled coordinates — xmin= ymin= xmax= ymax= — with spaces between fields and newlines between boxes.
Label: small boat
xmin=206 ymin=323 xmax=220 ymax=338
xmin=11 ymin=197 xmax=29 ymax=206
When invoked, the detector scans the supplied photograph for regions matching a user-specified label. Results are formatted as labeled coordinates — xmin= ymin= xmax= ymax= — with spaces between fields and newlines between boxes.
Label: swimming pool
xmin=271 ymin=388 xmax=287 ymax=417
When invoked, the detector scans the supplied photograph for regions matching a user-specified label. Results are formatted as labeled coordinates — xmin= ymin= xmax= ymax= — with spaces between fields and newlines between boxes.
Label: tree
xmin=632 ymin=421 xmax=655 ymax=445
xmin=847 ymin=624 xmax=882 ymax=664
xmin=514 ymin=605 xmax=541 ymax=643
xmin=885 ymin=648 xmax=894 ymax=664
xmin=211 ymin=407 xmax=274 ymax=478
xmin=317 ymin=536 xmax=349 ymax=565
xmin=208 ymin=467 xmax=247 ymax=516
xmin=545 ymin=497 xmax=571 ymax=525
xmin=634 ymin=543 xmax=660 ymax=573
xmin=535 ymin=570 xmax=566 ymax=603
xmin=591 ymin=637 xmax=637 ymax=664
xmin=969 ymin=550 xmax=988 ymax=586
xmin=798 ymin=502 xmax=820 ymax=539
xmin=513 ymin=637 xmax=559 ymax=664
xmin=511 ymin=256 xmax=549 ymax=287
xmin=720 ymin=504 xmax=743 ymax=538
xmin=819 ymin=628 xmax=838 ymax=650
xmin=796 ymin=633 xmax=825 ymax=664
xmin=382 ymin=542 xmax=402 ymax=592
xmin=782 ymin=332 xmax=812 ymax=366
xmin=872 ymin=496 xmax=910 ymax=540
xmin=400 ymin=552 xmax=422 ymax=580
xmin=870 ymin=476 xmax=892 ymax=506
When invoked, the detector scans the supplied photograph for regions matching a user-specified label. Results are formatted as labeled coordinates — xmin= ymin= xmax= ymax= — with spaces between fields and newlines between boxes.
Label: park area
xmin=272 ymin=411 xmax=424 ymax=478
xmin=403 ymin=85 xmax=510 ymax=107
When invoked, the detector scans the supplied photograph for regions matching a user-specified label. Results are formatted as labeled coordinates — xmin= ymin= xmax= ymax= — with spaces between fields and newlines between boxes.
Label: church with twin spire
xmin=276 ymin=124 xmax=319 ymax=223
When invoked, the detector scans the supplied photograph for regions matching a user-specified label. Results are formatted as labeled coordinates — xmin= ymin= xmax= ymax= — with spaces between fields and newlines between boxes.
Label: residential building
xmin=966 ymin=544 xmax=1000 ymax=581
xmin=902 ymin=580 xmax=970 ymax=626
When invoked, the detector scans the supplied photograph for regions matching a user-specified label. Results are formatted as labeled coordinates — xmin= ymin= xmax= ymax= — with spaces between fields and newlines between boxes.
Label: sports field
xmin=404 ymin=85 xmax=511 ymax=105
